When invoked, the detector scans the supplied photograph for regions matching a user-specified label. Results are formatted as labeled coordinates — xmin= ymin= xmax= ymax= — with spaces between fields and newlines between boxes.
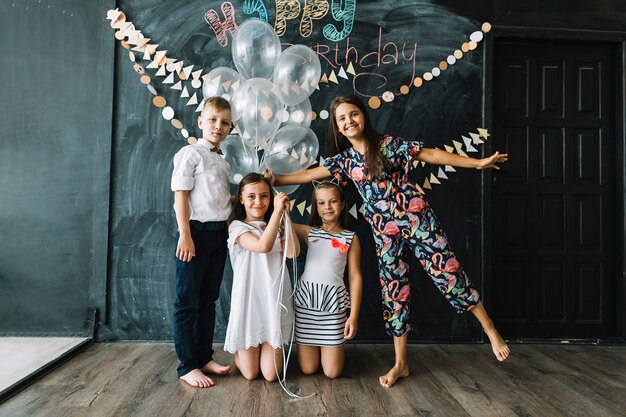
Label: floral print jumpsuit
xmin=324 ymin=135 xmax=480 ymax=336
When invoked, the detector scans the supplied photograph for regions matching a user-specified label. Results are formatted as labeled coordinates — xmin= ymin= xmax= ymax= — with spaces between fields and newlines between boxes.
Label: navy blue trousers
xmin=173 ymin=221 xmax=228 ymax=377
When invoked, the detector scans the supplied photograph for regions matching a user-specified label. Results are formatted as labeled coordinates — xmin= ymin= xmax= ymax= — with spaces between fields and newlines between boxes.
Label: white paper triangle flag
xmin=231 ymin=123 xmax=241 ymax=135
xmin=462 ymin=135 xmax=472 ymax=148
xmin=182 ymin=65 xmax=194 ymax=79
xmin=349 ymin=204 xmax=358 ymax=219
xmin=320 ymin=73 xmax=329 ymax=84
xmin=421 ymin=161 xmax=426 ymax=167
xmin=135 ymin=37 xmax=150 ymax=48
xmin=147 ymin=59 xmax=159 ymax=69
xmin=291 ymin=149 xmax=299 ymax=159
xmin=107 ymin=9 xmax=122 ymax=22
xmin=291 ymin=81 xmax=301 ymax=93
xmin=181 ymin=86 xmax=190 ymax=98
xmin=328 ymin=70 xmax=338 ymax=84
xmin=477 ymin=128 xmax=490 ymax=139
xmin=429 ymin=174 xmax=441 ymax=185
xmin=187 ymin=92 xmax=198 ymax=106
xmin=173 ymin=61 xmax=183 ymax=74
xmin=338 ymin=66 xmax=348 ymax=79
xmin=412 ymin=160 xmax=419 ymax=168
xmin=437 ymin=168 xmax=448 ymax=179
xmin=457 ymin=148 xmax=468 ymax=157
xmin=144 ymin=44 xmax=158 ymax=56
xmin=299 ymin=152 xmax=308 ymax=165
xmin=231 ymin=80 xmax=241 ymax=90
xmin=297 ymin=201 xmax=306 ymax=216
xmin=162 ymin=72 xmax=175 ymax=84
xmin=469 ymin=132 xmax=481 ymax=143
xmin=195 ymin=99 xmax=205 ymax=113
xmin=289 ymin=200 xmax=295 ymax=211
xmin=346 ymin=62 xmax=356 ymax=75
xmin=444 ymin=165 xmax=456 ymax=172
xmin=192 ymin=69 xmax=203 ymax=80
xmin=453 ymin=140 xmax=463 ymax=152
xmin=471 ymin=133 xmax=484 ymax=145
xmin=154 ymin=50 xmax=167 ymax=63
xmin=155 ymin=65 xmax=167 ymax=76
xmin=301 ymin=81 xmax=310 ymax=93
xmin=171 ymin=81 xmax=182 ymax=91
xmin=423 ymin=178 xmax=432 ymax=190
xmin=306 ymin=205 xmax=311 ymax=214
xmin=444 ymin=145 xmax=454 ymax=153
xmin=466 ymin=143 xmax=478 ymax=152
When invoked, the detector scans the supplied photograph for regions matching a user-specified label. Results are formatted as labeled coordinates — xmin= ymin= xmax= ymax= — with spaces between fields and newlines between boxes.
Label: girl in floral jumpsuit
xmin=271 ymin=94 xmax=510 ymax=387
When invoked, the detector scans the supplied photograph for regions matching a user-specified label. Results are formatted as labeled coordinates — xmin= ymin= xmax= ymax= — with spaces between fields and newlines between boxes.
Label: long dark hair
xmin=232 ymin=172 xmax=274 ymax=222
xmin=309 ymin=181 xmax=348 ymax=228
xmin=328 ymin=94 xmax=387 ymax=179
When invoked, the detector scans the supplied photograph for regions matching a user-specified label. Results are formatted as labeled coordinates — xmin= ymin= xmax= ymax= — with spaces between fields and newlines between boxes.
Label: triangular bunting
xmin=299 ymin=152 xmax=308 ymax=165
xmin=437 ymin=168 xmax=449 ymax=179
xmin=162 ymin=72 xmax=175 ymax=84
xmin=444 ymin=165 xmax=456 ymax=172
xmin=147 ymin=59 xmax=160 ymax=69
xmin=195 ymin=99 xmax=205 ymax=113
xmin=462 ymin=135 xmax=472 ymax=148
xmin=477 ymin=128 xmax=490 ymax=139
xmin=429 ymin=174 xmax=441 ymax=185
xmin=346 ymin=62 xmax=356 ymax=75
xmin=181 ymin=86 xmax=190 ymax=98
xmin=192 ymin=69 xmax=203 ymax=80
xmin=297 ymin=201 xmax=306 ymax=216
xmin=155 ymin=65 xmax=167 ymax=76
xmin=171 ymin=81 xmax=182 ymax=91
xmin=182 ymin=65 xmax=194 ymax=79
xmin=291 ymin=149 xmax=299 ymax=159
xmin=187 ymin=92 xmax=198 ymax=106
xmin=320 ymin=73 xmax=329 ymax=84
xmin=444 ymin=145 xmax=454 ymax=153
xmin=328 ymin=70 xmax=338 ymax=84
xmin=306 ymin=205 xmax=311 ymax=214
xmin=452 ymin=140 xmax=463 ymax=153
xmin=338 ymin=66 xmax=348 ymax=79
xmin=423 ymin=178 xmax=432 ymax=190
xmin=349 ymin=204 xmax=358 ymax=219
xmin=466 ymin=143 xmax=478 ymax=152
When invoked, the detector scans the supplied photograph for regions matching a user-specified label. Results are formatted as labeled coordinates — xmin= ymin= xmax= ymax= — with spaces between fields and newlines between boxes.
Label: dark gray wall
xmin=1 ymin=0 xmax=624 ymax=341
xmin=0 ymin=0 xmax=114 ymax=336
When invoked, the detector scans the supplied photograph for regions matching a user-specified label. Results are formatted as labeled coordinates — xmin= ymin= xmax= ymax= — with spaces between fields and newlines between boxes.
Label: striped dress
xmin=294 ymin=228 xmax=355 ymax=346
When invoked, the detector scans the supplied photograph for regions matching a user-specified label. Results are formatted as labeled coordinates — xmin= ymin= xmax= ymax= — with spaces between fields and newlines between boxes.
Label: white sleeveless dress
xmin=294 ymin=228 xmax=355 ymax=346
xmin=224 ymin=220 xmax=294 ymax=353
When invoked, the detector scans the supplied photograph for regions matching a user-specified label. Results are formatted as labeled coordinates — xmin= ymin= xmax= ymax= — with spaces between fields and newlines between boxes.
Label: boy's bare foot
xmin=201 ymin=359 xmax=232 ymax=375
xmin=179 ymin=368 xmax=215 ymax=388
xmin=485 ymin=327 xmax=510 ymax=361
xmin=379 ymin=364 xmax=409 ymax=388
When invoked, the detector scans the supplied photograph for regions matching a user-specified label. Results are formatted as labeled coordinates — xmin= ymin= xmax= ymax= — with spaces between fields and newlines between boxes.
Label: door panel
xmin=492 ymin=41 xmax=616 ymax=338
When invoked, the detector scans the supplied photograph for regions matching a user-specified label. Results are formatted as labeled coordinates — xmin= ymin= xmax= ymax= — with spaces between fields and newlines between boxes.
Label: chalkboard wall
xmin=1 ymin=0 xmax=624 ymax=341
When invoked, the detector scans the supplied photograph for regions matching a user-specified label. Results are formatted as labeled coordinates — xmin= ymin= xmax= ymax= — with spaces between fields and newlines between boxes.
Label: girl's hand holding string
xmin=273 ymin=191 xmax=289 ymax=213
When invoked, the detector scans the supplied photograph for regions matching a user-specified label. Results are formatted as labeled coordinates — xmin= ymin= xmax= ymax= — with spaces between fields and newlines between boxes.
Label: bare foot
xmin=201 ymin=359 xmax=232 ymax=375
xmin=485 ymin=327 xmax=510 ymax=361
xmin=179 ymin=368 xmax=215 ymax=388
xmin=379 ymin=364 xmax=409 ymax=388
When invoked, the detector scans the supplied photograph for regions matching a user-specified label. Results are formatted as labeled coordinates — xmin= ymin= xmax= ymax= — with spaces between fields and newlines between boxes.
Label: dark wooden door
xmin=491 ymin=40 xmax=616 ymax=338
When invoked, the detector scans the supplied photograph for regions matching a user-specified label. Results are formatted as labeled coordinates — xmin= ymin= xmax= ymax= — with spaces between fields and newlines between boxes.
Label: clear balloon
xmin=273 ymin=45 xmax=321 ymax=105
xmin=221 ymin=134 xmax=262 ymax=185
xmin=202 ymin=67 xmax=245 ymax=101
xmin=231 ymin=78 xmax=284 ymax=148
xmin=277 ymin=98 xmax=312 ymax=129
xmin=262 ymin=125 xmax=319 ymax=175
xmin=231 ymin=19 xmax=281 ymax=80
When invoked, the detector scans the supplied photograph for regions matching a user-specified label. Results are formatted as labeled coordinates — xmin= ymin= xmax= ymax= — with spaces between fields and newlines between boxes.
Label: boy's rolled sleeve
xmin=171 ymin=147 xmax=198 ymax=191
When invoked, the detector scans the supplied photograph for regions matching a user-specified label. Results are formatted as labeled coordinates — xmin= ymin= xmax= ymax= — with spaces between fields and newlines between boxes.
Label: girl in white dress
xmin=292 ymin=181 xmax=363 ymax=378
xmin=224 ymin=173 xmax=300 ymax=381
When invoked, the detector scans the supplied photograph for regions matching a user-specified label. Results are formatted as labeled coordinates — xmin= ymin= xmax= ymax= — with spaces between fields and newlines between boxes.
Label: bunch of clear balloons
xmin=202 ymin=19 xmax=321 ymax=194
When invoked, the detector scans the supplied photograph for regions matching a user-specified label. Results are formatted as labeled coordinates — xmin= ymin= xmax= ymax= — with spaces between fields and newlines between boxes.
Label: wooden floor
xmin=0 ymin=342 xmax=624 ymax=416
xmin=0 ymin=337 xmax=91 ymax=399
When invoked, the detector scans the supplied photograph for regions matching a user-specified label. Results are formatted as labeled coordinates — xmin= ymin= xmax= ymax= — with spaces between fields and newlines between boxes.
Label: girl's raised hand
xmin=478 ymin=151 xmax=509 ymax=170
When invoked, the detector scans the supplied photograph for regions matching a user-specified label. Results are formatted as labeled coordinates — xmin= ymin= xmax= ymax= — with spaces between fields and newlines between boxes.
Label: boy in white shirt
xmin=171 ymin=96 xmax=233 ymax=388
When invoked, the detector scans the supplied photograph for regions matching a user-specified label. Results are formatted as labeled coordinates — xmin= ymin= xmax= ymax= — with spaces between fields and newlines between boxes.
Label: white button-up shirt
xmin=171 ymin=139 xmax=232 ymax=222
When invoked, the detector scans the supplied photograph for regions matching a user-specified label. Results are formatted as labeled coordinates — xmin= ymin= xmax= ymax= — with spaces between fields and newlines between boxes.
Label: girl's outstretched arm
xmin=237 ymin=192 xmax=289 ymax=253
xmin=268 ymin=166 xmax=331 ymax=186
xmin=344 ymin=234 xmax=363 ymax=340
xmin=417 ymin=148 xmax=508 ymax=169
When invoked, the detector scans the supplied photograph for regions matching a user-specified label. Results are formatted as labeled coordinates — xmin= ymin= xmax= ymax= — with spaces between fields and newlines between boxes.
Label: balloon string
xmin=273 ymin=209 xmax=315 ymax=399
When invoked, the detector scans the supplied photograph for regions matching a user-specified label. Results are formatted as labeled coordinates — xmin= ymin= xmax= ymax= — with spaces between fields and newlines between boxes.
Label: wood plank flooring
xmin=0 ymin=337 xmax=91 ymax=398
xmin=0 ymin=342 xmax=624 ymax=416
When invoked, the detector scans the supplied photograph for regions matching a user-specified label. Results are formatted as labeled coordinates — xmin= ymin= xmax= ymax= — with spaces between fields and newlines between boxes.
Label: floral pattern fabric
xmin=324 ymin=135 xmax=480 ymax=336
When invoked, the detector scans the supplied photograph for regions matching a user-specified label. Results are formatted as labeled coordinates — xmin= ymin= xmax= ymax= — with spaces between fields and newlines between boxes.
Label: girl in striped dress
xmin=292 ymin=181 xmax=363 ymax=378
